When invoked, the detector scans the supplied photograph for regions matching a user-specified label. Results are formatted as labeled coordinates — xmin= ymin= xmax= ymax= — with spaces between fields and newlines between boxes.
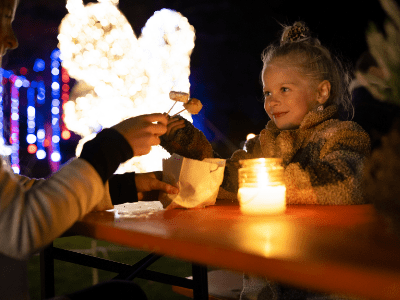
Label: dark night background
xmin=3 ymin=0 xmax=394 ymax=177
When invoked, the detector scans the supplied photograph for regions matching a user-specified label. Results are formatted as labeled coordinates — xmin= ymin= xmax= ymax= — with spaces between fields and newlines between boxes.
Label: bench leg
xmin=40 ymin=242 xmax=55 ymax=299
xmin=192 ymin=264 xmax=208 ymax=300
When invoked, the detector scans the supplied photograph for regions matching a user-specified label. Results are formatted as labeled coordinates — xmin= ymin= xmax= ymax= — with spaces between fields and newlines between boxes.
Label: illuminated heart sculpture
xmin=58 ymin=0 xmax=195 ymax=172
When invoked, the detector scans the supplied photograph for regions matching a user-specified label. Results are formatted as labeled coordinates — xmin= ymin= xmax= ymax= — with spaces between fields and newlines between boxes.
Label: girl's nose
xmin=2 ymin=29 xmax=18 ymax=53
xmin=6 ymin=29 xmax=18 ymax=51
xmin=265 ymin=96 xmax=280 ymax=110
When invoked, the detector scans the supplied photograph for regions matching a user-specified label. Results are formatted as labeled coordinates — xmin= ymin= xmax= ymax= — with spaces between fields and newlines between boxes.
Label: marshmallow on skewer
xmin=167 ymin=91 xmax=190 ymax=114
xmin=184 ymin=98 xmax=203 ymax=115
xmin=172 ymin=97 xmax=203 ymax=116
xmin=169 ymin=91 xmax=189 ymax=103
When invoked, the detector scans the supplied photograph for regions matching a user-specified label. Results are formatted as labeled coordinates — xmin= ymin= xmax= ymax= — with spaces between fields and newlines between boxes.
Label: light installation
xmin=0 ymin=0 xmax=196 ymax=175
xmin=0 ymin=49 xmax=71 ymax=174
xmin=58 ymin=0 xmax=196 ymax=173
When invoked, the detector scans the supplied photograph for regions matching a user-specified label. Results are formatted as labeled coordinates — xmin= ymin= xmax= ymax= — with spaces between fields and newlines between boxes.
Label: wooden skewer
xmin=167 ymin=101 xmax=177 ymax=114
xmin=171 ymin=108 xmax=186 ymax=117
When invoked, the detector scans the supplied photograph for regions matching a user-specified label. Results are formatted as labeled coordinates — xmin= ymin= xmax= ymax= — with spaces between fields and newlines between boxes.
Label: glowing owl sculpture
xmin=58 ymin=0 xmax=195 ymax=173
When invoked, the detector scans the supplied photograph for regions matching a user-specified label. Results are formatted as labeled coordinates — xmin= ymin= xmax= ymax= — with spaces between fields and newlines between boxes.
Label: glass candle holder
xmin=238 ymin=158 xmax=286 ymax=215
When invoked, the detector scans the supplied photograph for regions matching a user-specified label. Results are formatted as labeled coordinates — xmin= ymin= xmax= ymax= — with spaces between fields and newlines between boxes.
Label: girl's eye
xmin=264 ymin=91 xmax=271 ymax=97
xmin=281 ymin=87 xmax=289 ymax=92
xmin=2 ymin=14 xmax=12 ymax=20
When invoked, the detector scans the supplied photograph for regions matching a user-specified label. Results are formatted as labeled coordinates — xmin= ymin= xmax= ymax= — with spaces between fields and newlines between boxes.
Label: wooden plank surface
xmin=68 ymin=203 xmax=400 ymax=299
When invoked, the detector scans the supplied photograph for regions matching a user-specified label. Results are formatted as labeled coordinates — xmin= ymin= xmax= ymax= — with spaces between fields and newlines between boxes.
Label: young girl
xmin=161 ymin=22 xmax=370 ymax=299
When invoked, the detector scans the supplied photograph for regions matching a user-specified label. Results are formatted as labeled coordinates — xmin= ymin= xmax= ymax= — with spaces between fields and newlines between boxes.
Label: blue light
xmin=0 ymin=71 xmax=4 ymax=152
xmin=37 ymin=129 xmax=45 ymax=139
xmin=51 ymin=82 xmax=60 ymax=90
xmin=51 ymin=50 xmax=62 ymax=168
xmin=51 ymin=152 xmax=61 ymax=162
xmin=27 ymin=87 xmax=35 ymax=98
xmin=10 ymin=83 xmax=20 ymax=172
xmin=52 ymin=135 xmax=60 ymax=143
xmin=22 ymin=80 xmax=30 ymax=88
xmin=2 ymin=70 xmax=13 ymax=78
xmin=37 ymin=81 xmax=46 ymax=104
xmin=51 ymin=107 xmax=59 ymax=115
xmin=27 ymin=106 xmax=35 ymax=117
xmin=51 ymin=68 xmax=60 ymax=76
xmin=36 ymin=149 xmax=46 ymax=160
xmin=51 ymin=60 xmax=60 ymax=68
xmin=51 ymin=49 xmax=61 ymax=61
xmin=33 ymin=59 xmax=45 ymax=72
xmin=14 ymin=79 xmax=22 ymax=88
xmin=26 ymin=134 xmax=36 ymax=144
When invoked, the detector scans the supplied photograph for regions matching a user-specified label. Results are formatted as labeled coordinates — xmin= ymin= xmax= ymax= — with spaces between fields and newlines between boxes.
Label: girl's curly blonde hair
xmin=261 ymin=21 xmax=353 ymax=119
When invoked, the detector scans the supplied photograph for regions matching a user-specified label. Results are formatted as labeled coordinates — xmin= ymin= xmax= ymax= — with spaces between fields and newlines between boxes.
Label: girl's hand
xmin=135 ymin=171 xmax=179 ymax=201
xmin=163 ymin=116 xmax=186 ymax=141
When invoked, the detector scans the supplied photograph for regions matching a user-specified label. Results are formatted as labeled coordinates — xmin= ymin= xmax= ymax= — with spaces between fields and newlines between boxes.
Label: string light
xmin=33 ymin=58 xmax=46 ymax=160
xmin=36 ymin=128 xmax=46 ymax=160
xmin=0 ymin=69 xmax=11 ymax=156
xmin=27 ymin=83 xmax=36 ymax=147
xmin=0 ymin=71 xmax=4 ymax=150
xmin=10 ymin=75 xmax=20 ymax=174
xmin=59 ymin=0 xmax=196 ymax=173
xmin=50 ymin=49 xmax=62 ymax=164
xmin=60 ymin=67 xmax=71 ymax=139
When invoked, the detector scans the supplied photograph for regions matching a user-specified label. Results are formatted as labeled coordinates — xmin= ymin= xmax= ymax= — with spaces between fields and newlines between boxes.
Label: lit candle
xmin=238 ymin=158 xmax=286 ymax=215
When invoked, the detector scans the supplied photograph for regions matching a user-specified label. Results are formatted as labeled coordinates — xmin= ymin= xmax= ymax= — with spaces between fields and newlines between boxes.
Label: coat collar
xmin=260 ymin=105 xmax=339 ymax=165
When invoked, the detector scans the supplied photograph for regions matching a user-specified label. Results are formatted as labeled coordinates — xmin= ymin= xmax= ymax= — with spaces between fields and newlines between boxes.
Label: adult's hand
xmin=135 ymin=171 xmax=179 ymax=201
xmin=112 ymin=113 xmax=168 ymax=156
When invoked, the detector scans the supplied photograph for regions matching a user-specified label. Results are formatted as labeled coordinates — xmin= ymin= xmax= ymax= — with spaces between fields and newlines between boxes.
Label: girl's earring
xmin=317 ymin=105 xmax=324 ymax=112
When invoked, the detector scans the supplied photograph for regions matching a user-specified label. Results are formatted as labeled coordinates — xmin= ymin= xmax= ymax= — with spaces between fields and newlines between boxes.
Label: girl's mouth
xmin=273 ymin=112 xmax=288 ymax=118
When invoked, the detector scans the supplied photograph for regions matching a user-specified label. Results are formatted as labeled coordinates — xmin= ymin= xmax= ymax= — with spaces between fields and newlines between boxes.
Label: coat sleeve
xmin=160 ymin=117 xmax=217 ymax=160
xmin=285 ymin=121 xmax=371 ymax=205
xmin=217 ymin=136 xmax=263 ymax=201
xmin=0 ymin=158 xmax=110 ymax=260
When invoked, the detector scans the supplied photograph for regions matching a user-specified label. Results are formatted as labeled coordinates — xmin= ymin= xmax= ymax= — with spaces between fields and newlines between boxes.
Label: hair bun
xmin=281 ymin=22 xmax=310 ymax=45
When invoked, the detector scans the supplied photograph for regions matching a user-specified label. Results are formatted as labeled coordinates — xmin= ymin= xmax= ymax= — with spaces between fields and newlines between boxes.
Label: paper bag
xmin=159 ymin=154 xmax=226 ymax=208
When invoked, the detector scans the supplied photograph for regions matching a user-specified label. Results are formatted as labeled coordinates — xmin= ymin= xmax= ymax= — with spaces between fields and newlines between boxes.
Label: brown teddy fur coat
xmin=161 ymin=105 xmax=371 ymax=205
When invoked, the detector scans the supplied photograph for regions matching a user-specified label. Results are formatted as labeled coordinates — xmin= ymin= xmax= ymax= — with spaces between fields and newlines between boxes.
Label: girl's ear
xmin=317 ymin=80 xmax=331 ymax=104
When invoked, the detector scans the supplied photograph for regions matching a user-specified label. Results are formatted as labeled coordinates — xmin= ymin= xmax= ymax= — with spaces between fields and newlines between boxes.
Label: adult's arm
xmin=0 ymin=128 xmax=133 ymax=260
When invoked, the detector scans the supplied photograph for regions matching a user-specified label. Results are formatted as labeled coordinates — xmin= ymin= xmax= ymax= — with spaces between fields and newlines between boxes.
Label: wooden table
xmin=41 ymin=202 xmax=400 ymax=300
